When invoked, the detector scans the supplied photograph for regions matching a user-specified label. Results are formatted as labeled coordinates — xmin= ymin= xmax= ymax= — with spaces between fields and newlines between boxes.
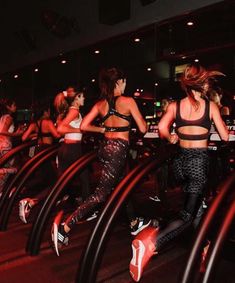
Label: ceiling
xmin=0 ymin=0 xmax=94 ymax=72
xmin=0 ymin=0 xmax=228 ymax=75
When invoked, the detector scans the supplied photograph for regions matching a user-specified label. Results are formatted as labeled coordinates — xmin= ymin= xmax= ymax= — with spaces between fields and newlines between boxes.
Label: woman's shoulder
xmin=1 ymin=113 xmax=12 ymax=121
xmin=118 ymin=96 xmax=135 ymax=105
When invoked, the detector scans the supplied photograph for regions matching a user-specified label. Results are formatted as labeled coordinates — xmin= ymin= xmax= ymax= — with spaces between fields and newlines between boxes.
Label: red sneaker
xmin=200 ymin=240 xmax=211 ymax=273
xmin=129 ymin=227 xmax=158 ymax=282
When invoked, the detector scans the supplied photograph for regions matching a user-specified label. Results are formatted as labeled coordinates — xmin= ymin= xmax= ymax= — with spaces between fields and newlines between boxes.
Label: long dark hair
xmin=0 ymin=98 xmax=15 ymax=117
xmin=99 ymin=67 xmax=125 ymax=102
xmin=180 ymin=64 xmax=224 ymax=109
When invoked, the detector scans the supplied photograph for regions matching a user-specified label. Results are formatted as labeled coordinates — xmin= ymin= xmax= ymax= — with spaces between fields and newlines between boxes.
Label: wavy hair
xmin=180 ymin=64 xmax=225 ymax=108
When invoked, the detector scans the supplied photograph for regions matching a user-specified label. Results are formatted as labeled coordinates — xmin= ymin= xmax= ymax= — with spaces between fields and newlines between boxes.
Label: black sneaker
xmin=130 ymin=217 xmax=152 ymax=236
xmin=51 ymin=211 xmax=69 ymax=256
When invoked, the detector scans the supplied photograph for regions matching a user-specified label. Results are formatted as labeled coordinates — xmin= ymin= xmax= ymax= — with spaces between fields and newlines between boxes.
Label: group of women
xmin=0 ymin=64 xmax=230 ymax=281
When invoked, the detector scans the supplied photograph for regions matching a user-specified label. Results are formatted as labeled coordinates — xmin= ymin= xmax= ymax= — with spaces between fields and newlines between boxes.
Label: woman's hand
xmin=100 ymin=127 xmax=105 ymax=134
xmin=168 ymin=133 xmax=178 ymax=144
xmin=15 ymin=126 xmax=25 ymax=136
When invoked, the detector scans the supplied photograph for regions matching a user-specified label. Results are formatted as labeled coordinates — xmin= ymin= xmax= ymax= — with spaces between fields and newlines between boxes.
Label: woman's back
xmin=22 ymin=118 xmax=59 ymax=145
xmin=175 ymin=97 xmax=211 ymax=148
xmin=97 ymin=96 xmax=146 ymax=141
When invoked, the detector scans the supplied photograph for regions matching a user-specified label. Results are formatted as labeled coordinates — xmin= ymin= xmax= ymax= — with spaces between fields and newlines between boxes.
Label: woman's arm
xmin=47 ymin=120 xmax=61 ymax=138
xmin=0 ymin=115 xmax=24 ymax=137
xmin=158 ymin=102 xmax=178 ymax=144
xmin=128 ymin=98 xmax=147 ymax=134
xmin=80 ymin=103 xmax=105 ymax=133
xmin=22 ymin=123 xmax=37 ymax=141
xmin=211 ymin=102 xmax=229 ymax=141
xmin=57 ymin=108 xmax=82 ymax=135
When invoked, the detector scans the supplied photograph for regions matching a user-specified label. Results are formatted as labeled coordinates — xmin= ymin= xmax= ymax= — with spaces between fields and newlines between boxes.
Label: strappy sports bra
xmin=175 ymin=99 xmax=212 ymax=140
xmin=101 ymin=97 xmax=131 ymax=132
xmin=36 ymin=120 xmax=53 ymax=138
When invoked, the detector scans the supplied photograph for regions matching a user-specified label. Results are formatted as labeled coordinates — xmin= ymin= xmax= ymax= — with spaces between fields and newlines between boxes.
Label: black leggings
xmin=66 ymin=138 xmax=129 ymax=228
xmin=156 ymin=148 xmax=209 ymax=251
xmin=57 ymin=142 xmax=90 ymax=200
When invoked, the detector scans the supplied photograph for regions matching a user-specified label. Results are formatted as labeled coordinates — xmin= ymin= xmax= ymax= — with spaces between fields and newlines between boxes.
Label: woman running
xmin=129 ymin=64 xmax=229 ymax=282
xmin=19 ymin=105 xmax=60 ymax=223
xmin=0 ymin=98 xmax=23 ymax=195
xmin=51 ymin=67 xmax=147 ymax=256
xmin=55 ymin=88 xmax=90 ymax=204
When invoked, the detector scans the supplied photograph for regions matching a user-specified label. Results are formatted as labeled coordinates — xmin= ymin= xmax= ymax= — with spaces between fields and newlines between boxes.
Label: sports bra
xmin=64 ymin=109 xmax=83 ymax=141
xmin=101 ymin=97 xmax=131 ymax=132
xmin=36 ymin=120 xmax=53 ymax=138
xmin=175 ymin=99 xmax=212 ymax=140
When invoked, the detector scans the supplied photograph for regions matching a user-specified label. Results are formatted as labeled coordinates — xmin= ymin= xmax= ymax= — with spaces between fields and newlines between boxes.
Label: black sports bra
xmin=101 ymin=97 xmax=131 ymax=132
xmin=36 ymin=120 xmax=53 ymax=138
xmin=175 ymin=99 xmax=212 ymax=140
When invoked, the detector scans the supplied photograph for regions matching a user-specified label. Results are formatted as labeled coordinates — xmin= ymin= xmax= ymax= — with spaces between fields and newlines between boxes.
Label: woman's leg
xmin=65 ymin=139 xmax=128 ymax=229
xmin=129 ymin=148 xmax=209 ymax=281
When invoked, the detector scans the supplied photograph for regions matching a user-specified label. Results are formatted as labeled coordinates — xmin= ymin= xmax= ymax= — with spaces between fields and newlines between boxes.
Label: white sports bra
xmin=64 ymin=111 xmax=83 ymax=141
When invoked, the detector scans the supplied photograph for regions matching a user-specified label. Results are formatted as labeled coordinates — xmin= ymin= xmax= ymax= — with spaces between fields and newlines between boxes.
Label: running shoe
xmin=200 ymin=240 xmax=211 ymax=273
xmin=19 ymin=198 xmax=33 ymax=224
xmin=130 ymin=217 xmax=152 ymax=236
xmin=129 ymin=227 xmax=158 ymax=282
xmin=86 ymin=211 xmax=99 ymax=222
xmin=149 ymin=195 xmax=161 ymax=202
xmin=51 ymin=211 xmax=69 ymax=256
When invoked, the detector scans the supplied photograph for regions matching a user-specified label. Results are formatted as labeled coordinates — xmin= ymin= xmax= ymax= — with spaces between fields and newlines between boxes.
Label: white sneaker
xmin=149 ymin=195 xmax=161 ymax=202
xmin=86 ymin=211 xmax=99 ymax=222
xmin=19 ymin=198 xmax=33 ymax=223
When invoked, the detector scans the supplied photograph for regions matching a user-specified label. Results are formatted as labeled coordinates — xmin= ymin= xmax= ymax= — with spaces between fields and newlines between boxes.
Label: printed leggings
xmin=66 ymin=138 xmax=129 ymax=228
xmin=0 ymin=139 xmax=16 ymax=193
xmin=156 ymin=147 xmax=209 ymax=251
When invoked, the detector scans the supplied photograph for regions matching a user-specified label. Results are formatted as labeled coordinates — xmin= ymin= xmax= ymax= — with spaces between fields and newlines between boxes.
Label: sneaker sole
xmin=19 ymin=202 xmax=27 ymax=224
xmin=130 ymin=239 xmax=145 ymax=282
xmin=131 ymin=220 xmax=151 ymax=236
xmin=52 ymin=210 xmax=64 ymax=256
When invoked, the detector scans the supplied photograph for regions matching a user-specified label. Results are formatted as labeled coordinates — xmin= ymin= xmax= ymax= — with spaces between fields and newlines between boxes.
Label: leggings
xmin=66 ymin=138 xmax=129 ymax=228
xmin=0 ymin=138 xmax=16 ymax=193
xmin=57 ymin=142 xmax=90 ymax=200
xmin=156 ymin=147 xmax=209 ymax=251
xmin=22 ymin=144 xmax=57 ymax=201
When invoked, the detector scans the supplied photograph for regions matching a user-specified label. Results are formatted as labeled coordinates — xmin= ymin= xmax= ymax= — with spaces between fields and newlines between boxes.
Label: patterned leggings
xmin=0 ymin=138 xmax=16 ymax=193
xmin=66 ymin=138 xmax=129 ymax=228
xmin=156 ymin=147 xmax=209 ymax=251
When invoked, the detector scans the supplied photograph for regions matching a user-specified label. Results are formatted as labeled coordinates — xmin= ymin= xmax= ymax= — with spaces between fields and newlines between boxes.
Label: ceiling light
xmin=187 ymin=21 xmax=194 ymax=26
xmin=134 ymin=38 xmax=140 ymax=42
xmin=34 ymin=68 xmax=39 ymax=72
xmin=155 ymin=82 xmax=158 ymax=86
xmin=14 ymin=74 xmax=18 ymax=79
xmin=92 ymin=79 xmax=95 ymax=82
xmin=61 ymin=60 xmax=67 ymax=64
xmin=194 ymin=59 xmax=199 ymax=62
xmin=147 ymin=67 xmax=152 ymax=71
xmin=182 ymin=56 xmax=186 ymax=59
xmin=94 ymin=50 xmax=100 ymax=54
